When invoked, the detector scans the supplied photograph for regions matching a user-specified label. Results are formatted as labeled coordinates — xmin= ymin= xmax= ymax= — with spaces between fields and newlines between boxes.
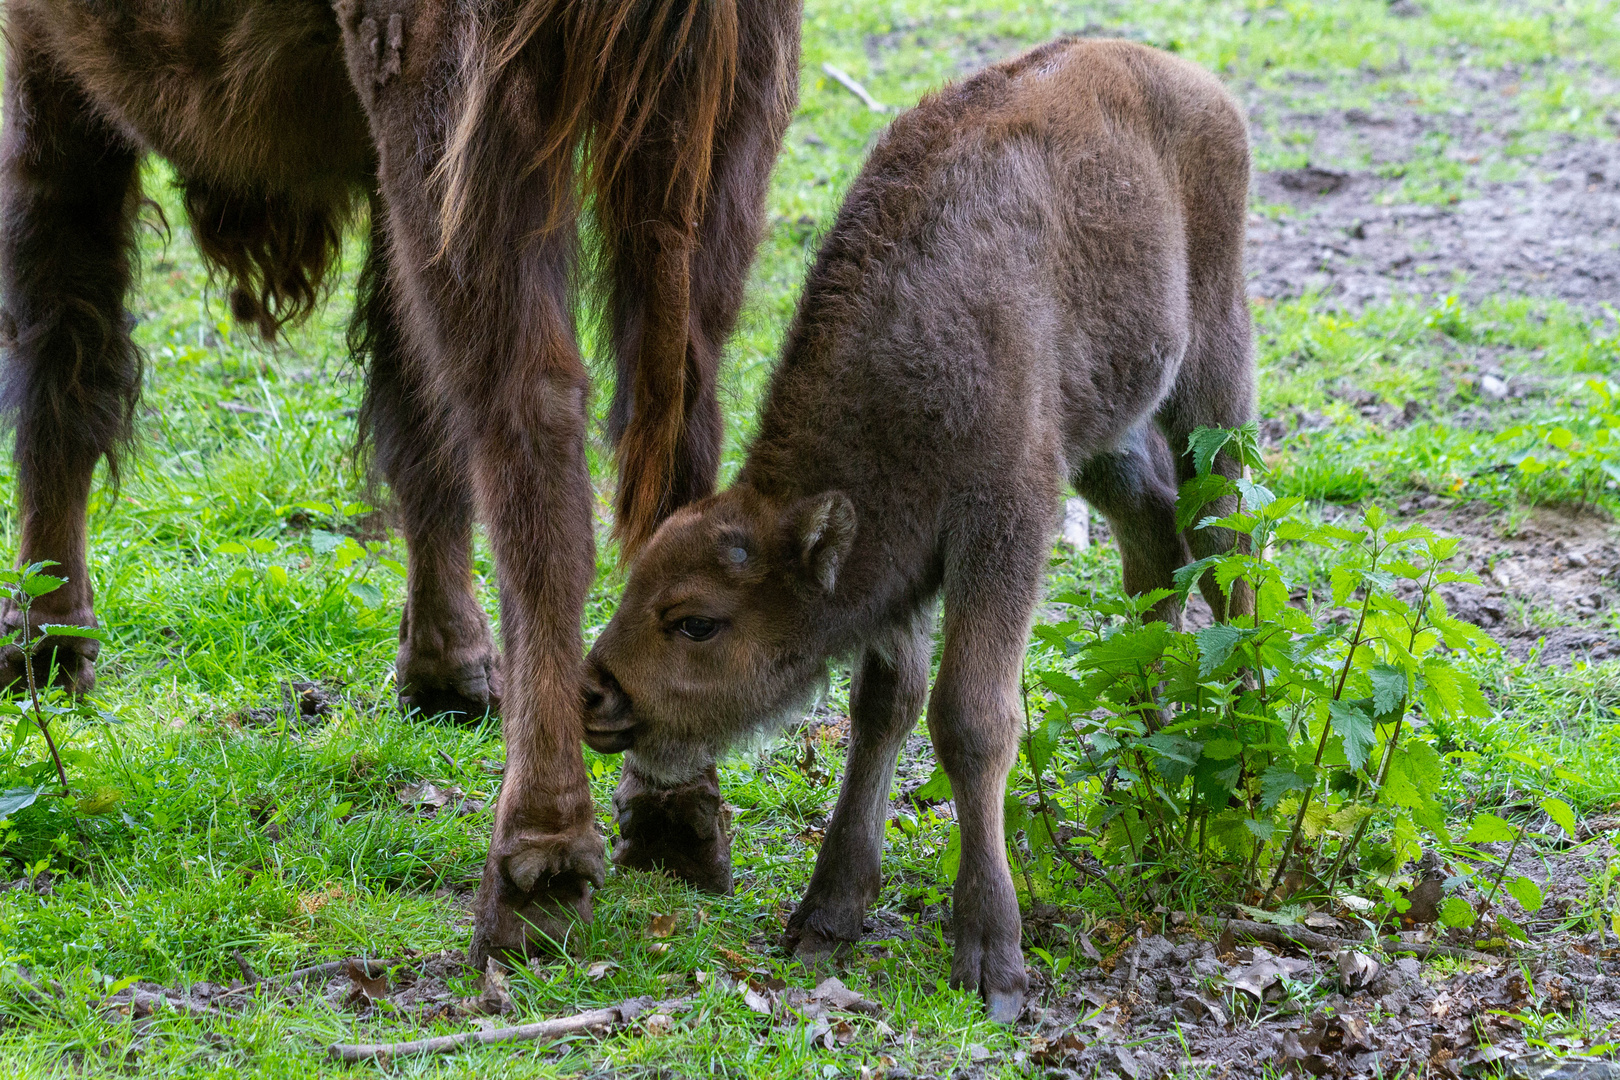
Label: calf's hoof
xmin=397 ymin=650 xmax=502 ymax=720
xmin=468 ymin=827 xmax=605 ymax=969
xmin=950 ymin=930 xmax=1028 ymax=1024
xmin=611 ymin=764 xmax=732 ymax=894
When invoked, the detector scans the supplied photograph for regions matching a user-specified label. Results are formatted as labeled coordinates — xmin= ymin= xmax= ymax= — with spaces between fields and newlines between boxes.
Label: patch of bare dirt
xmin=1397 ymin=502 xmax=1620 ymax=664
xmin=862 ymin=22 xmax=1620 ymax=314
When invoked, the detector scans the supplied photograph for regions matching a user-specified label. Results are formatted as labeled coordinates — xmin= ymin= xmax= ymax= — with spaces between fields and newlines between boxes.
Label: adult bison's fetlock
xmin=0 ymin=584 xmax=99 ymax=695
xmin=469 ymin=825 xmax=604 ymax=969
xmin=611 ymin=763 xmax=733 ymax=894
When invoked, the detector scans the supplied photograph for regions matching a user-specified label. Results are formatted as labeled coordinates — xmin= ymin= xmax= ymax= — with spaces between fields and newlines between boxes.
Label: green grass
xmin=3 ymin=1 xmax=1620 ymax=1076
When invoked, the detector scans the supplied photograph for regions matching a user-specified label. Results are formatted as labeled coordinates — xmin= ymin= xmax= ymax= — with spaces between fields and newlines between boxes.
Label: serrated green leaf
xmin=915 ymin=765 xmax=953 ymax=802
xmin=38 ymin=625 xmax=108 ymax=641
xmin=347 ymin=581 xmax=383 ymax=608
xmin=1505 ymin=875 xmax=1543 ymax=913
xmin=1439 ymin=897 xmax=1476 ymax=928
xmin=1539 ymin=797 xmax=1576 ymax=838
xmin=1328 ymin=699 xmax=1376 ymax=771
xmin=1368 ymin=664 xmax=1406 ymax=717
xmin=1260 ymin=765 xmax=1311 ymax=810
xmin=1187 ymin=427 xmax=1232 ymax=478
xmin=20 ymin=574 xmax=66 ymax=598
xmin=311 ymin=529 xmax=345 ymax=555
xmin=0 ymin=787 xmax=38 ymax=821
xmin=1195 ymin=623 xmax=1252 ymax=677
xmin=1465 ymin=812 xmax=1517 ymax=844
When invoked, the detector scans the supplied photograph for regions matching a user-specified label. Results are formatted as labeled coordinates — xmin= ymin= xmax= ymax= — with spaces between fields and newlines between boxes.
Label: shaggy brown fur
xmin=581 ymin=39 xmax=1256 ymax=1022
xmin=1 ymin=0 xmax=800 ymax=966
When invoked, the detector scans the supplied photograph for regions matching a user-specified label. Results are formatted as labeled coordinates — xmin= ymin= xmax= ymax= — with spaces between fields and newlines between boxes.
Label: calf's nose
xmin=581 ymin=661 xmax=636 ymax=754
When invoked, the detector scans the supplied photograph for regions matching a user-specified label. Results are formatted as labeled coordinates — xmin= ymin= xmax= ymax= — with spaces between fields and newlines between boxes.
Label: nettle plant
xmin=1497 ymin=378 xmax=1620 ymax=509
xmin=215 ymin=499 xmax=403 ymax=610
xmin=1004 ymin=425 xmax=1568 ymax=923
xmin=0 ymin=563 xmax=120 ymax=837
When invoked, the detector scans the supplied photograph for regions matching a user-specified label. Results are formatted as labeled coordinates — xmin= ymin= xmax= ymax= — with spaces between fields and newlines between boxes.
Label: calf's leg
xmin=0 ymin=29 xmax=142 ymax=693
xmin=928 ymin=500 xmax=1050 ymax=1023
xmin=353 ymin=209 xmax=499 ymax=718
xmin=787 ymin=615 xmax=931 ymax=961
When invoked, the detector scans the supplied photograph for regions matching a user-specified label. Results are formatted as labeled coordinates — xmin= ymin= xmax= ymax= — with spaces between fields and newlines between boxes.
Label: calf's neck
xmin=583 ymin=38 xmax=1255 ymax=1021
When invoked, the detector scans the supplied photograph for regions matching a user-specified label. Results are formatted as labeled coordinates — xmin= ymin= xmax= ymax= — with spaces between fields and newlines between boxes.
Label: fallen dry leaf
xmin=344 ymin=959 xmax=389 ymax=1003
xmin=585 ymin=961 xmax=618 ymax=981
xmin=1226 ymin=948 xmax=1312 ymax=1003
xmin=397 ymin=779 xmax=461 ymax=812
xmin=647 ymin=913 xmax=679 ymax=939
xmin=1032 ymin=1032 xmax=1087 ymax=1066
xmin=1336 ymin=949 xmax=1381 ymax=994
xmin=743 ymin=986 xmax=773 ymax=1015
xmin=471 ymin=960 xmax=512 ymax=1016
xmin=298 ymin=883 xmax=343 ymax=916
xmin=642 ymin=1013 xmax=673 ymax=1035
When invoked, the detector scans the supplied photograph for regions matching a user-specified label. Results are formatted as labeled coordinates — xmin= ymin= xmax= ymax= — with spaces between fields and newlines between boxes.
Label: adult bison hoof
xmin=468 ymin=828 xmax=605 ymax=969
xmin=785 ymin=896 xmax=864 ymax=965
xmin=0 ymin=605 xmax=98 ymax=695
xmin=397 ymin=651 xmax=502 ymax=719
xmin=611 ymin=764 xmax=733 ymax=895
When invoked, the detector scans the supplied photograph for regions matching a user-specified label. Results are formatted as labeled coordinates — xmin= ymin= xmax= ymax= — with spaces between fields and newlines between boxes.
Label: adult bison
xmin=0 ymin=0 xmax=801 ymax=964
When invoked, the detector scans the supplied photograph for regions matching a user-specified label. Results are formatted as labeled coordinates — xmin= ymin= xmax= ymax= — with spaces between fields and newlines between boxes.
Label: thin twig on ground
xmin=220 ymin=957 xmax=403 ymax=997
xmin=821 ymin=63 xmax=888 ymax=112
xmin=327 ymin=994 xmax=689 ymax=1061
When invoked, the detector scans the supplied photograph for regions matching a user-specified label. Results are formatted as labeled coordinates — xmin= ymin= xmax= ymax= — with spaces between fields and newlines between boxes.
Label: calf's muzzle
xmin=581 ymin=661 xmax=637 ymax=753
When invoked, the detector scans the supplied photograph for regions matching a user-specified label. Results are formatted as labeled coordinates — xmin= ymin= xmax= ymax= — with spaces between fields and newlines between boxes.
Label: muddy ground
xmin=865 ymin=24 xmax=1620 ymax=315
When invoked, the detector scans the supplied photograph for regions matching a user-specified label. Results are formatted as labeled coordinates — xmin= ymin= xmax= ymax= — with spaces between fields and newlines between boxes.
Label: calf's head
xmin=583 ymin=489 xmax=857 ymax=785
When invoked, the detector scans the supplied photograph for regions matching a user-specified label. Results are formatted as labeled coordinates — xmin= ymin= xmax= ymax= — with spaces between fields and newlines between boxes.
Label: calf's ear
xmin=788 ymin=492 xmax=856 ymax=593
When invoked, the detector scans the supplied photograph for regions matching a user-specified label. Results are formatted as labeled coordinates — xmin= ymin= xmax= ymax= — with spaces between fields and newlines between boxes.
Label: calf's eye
xmin=676 ymin=616 xmax=720 ymax=641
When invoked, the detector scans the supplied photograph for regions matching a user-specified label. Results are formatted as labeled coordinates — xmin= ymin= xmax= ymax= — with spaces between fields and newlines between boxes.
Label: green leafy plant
xmin=1497 ymin=378 xmax=1620 ymax=508
xmin=1009 ymin=425 xmax=1519 ymax=912
xmin=0 ymin=563 xmax=112 ymax=826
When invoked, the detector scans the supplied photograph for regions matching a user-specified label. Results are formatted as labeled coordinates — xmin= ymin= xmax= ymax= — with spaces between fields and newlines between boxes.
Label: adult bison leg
xmin=339 ymin=22 xmax=602 ymax=965
xmin=927 ymin=497 xmax=1050 ymax=1024
xmin=787 ymin=615 xmax=930 ymax=961
xmin=0 ymin=30 xmax=141 ymax=693
xmin=353 ymin=210 xmax=499 ymax=718
xmin=602 ymin=0 xmax=800 ymax=884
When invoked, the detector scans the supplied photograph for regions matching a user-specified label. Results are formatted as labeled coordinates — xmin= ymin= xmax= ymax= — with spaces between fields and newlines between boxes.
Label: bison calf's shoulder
xmin=585 ymin=38 xmax=1255 ymax=1022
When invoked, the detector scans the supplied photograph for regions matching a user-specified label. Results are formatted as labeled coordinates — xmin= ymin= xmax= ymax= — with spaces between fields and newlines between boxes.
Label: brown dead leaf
xmin=643 ymin=1013 xmax=673 ymax=1035
xmin=743 ymin=986 xmax=773 ymax=1015
xmin=830 ymin=1018 xmax=856 ymax=1046
xmin=1336 ymin=949 xmax=1381 ymax=994
xmin=1402 ymin=877 xmax=1445 ymax=926
xmin=397 ymin=780 xmax=461 ymax=813
xmin=471 ymin=960 xmax=513 ymax=1016
xmin=811 ymin=976 xmax=882 ymax=1017
xmin=647 ymin=913 xmax=678 ymax=939
xmin=585 ymin=961 xmax=618 ymax=981
xmin=344 ymin=959 xmax=389 ymax=1002
xmin=718 ymin=947 xmax=751 ymax=967
xmin=1031 ymin=1031 xmax=1087 ymax=1066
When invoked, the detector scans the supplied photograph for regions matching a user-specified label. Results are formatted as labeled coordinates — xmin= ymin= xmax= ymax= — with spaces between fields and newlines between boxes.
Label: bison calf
xmin=582 ymin=38 xmax=1255 ymax=1021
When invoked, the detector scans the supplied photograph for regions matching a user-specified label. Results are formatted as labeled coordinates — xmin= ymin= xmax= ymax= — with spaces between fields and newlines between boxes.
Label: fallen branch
xmin=821 ymin=63 xmax=887 ymax=113
xmin=221 ymin=957 xmax=403 ymax=997
xmin=1190 ymin=915 xmax=1365 ymax=954
xmin=328 ymin=994 xmax=688 ymax=1062
xmin=1182 ymin=915 xmax=1510 ymax=965
xmin=1378 ymin=937 xmax=1503 ymax=965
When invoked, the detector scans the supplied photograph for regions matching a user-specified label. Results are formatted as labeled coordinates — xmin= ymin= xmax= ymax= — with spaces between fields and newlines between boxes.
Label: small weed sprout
xmin=0 ymin=562 xmax=110 ymax=824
